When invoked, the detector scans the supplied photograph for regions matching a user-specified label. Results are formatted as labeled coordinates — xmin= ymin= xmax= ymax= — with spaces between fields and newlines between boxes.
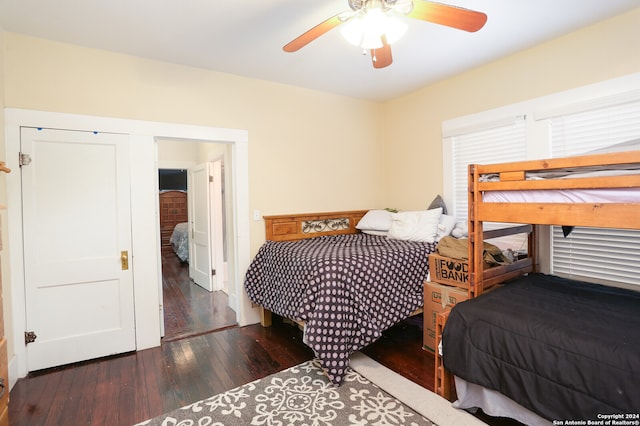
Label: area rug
xmin=135 ymin=352 xmax=485 ymax=426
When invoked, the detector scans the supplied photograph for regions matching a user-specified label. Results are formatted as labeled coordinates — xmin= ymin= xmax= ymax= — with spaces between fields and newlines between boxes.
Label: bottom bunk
xmin=441 ymin=273 xmax=640 ymax=423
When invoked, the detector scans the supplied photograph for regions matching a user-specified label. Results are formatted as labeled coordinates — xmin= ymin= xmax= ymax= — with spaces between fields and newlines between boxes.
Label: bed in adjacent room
xmin=170 ymin=222 xmax=189 ymax=262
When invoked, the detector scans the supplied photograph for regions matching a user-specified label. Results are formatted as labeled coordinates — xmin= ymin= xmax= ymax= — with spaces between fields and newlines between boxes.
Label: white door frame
xmin=4 ymin=108 xmax=259 ymax=387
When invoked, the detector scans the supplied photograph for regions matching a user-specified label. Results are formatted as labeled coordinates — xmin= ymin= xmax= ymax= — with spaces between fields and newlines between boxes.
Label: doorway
xmin=6 ymin=108 xmax=255 ymax=381
xmin=157 ymin=140 xmax=237 ymax=341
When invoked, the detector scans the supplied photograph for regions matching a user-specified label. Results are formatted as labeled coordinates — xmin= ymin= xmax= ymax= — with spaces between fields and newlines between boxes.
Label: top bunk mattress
xmin=482 ymin=187 xmax=640 ymax=203
xmin=442 ymin=273 xmax=640 ymax=421
xmin=481 ymin=166 xmax=640 ymax=203
xmin=479 ymin=143 xmax=640 ymax=204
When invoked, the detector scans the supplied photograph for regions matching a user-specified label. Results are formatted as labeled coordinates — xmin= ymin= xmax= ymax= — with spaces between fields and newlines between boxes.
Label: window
xmin=545 ymin=99 xmax=640 ymax=286
xmin=445 ymin=116 xmax=527 ymax=220
xmin=443 ymin=73 xmax=640 ymax=287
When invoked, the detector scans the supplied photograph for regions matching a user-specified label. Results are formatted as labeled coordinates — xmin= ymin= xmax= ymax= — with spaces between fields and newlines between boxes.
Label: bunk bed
xmin=435 ymin=150 xmax=640 ymax=424
xmin=244 ymin=210 xmax=437 ymax=385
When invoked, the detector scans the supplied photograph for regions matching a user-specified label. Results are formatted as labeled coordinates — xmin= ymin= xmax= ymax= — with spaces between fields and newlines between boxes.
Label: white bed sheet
xmin=483 ymin=187 xmax=640 ymax=203
xmin=453 ymin=376 xmax=552 ymax=426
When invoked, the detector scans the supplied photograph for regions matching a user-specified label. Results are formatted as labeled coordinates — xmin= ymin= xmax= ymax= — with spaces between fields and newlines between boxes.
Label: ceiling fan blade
xmin=408 ymin=1 xmax=487 ymax=32
xmin=283 ymin=14 xmax=344 ymax=52
xmin=370 ymin=36 xmax=392 ymax=69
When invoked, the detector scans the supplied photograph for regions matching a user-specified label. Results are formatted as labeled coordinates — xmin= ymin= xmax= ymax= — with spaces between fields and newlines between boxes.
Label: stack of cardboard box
xmin=423 ymin=254 xmax=474 ymax=352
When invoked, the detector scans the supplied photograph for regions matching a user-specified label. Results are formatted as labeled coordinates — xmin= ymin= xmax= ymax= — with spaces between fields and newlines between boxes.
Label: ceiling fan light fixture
xmin=339 ymin=8 xmax=407 ymax=50
xmin=340 ymin=16 xmax=366 ymax=46
xmin=361 ymin=29 xmax=385 ymax=49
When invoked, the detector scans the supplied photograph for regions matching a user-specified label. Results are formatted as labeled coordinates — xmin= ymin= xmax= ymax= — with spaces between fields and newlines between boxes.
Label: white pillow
xmin=356 ymin=209 xmax=393 ymax=232
xmin=387 ymin=208 xmax=442 ymax=243
xmin=436 ymin=214 xmax=457 ymax=242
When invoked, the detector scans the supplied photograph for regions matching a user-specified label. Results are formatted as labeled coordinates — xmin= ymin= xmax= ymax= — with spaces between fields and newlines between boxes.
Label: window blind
xmin=548 ymin=100 xmax=640 ymax=286
xmin=551 ymin=227 xmax=640 ymax=285
xmin=450 ymin=117 xmax=527 ymax=220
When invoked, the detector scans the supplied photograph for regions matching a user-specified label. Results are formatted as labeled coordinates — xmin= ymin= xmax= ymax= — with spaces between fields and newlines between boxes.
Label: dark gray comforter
xmin=244 ymin=233 xmax=435 ymax=385
xmin=443 ymin=273 xmax=640 ymax=421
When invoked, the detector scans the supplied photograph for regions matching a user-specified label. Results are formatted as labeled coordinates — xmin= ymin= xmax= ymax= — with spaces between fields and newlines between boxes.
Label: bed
xmin=435 ymin=149 xmax=640 ymax=423
xmin=244 ymin=210 xmax=438 ymax=385
xmin=170 ymin=222 xmax=189 ymax=262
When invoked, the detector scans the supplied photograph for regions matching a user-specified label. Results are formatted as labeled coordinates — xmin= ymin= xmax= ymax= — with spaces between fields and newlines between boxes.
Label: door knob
xmin=121 ymin=250 xmax=129 ymax=270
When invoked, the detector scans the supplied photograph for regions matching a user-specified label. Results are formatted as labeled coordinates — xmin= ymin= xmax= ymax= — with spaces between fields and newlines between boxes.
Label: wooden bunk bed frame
xmin=435 ymin=149 xmax=640 ymax=400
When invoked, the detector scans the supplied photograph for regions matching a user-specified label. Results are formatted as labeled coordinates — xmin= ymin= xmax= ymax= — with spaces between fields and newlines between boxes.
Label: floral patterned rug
xmin=135 ymin=358 xmax=436 ymax=426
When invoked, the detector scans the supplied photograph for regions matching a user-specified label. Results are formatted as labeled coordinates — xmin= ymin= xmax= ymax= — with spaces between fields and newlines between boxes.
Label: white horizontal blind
xmin=451 ymin=117 xmax=527 ymax=220
xmin=552 ymin=227 xmax=640 ymax=285
xmin=550 ymin=101 xmax=640 ymax=157
xmin=548 ymin=100 xmax=640 ymax=286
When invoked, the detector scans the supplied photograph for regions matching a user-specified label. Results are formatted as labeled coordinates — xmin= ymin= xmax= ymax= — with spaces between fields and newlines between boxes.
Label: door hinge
xmin=19 ymin=152 xmax=32 ymax=167
xmin=209 ymin=175 xmax=213 ymax=183
xmin=25 ymin=331 xmax=37 ymax=344
xmin=212 ymin=269 xmax=216 ymax=276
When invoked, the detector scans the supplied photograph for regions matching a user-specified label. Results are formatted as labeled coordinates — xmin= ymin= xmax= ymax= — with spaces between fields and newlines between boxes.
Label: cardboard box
xmin=423 ymin=281 xmax=469 ymax=352
xmin=429 ymin=253 xmax=488 ymax=289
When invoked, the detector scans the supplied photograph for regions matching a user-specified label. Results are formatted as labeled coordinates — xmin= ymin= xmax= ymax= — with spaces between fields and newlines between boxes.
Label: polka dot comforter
xmin=244 ymin=233 xmax=436 ymax=385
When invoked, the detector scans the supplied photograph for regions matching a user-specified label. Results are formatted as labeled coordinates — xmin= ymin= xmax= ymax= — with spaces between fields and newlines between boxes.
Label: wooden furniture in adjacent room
xmin=159 ymin=190 xmax=188 ymax=255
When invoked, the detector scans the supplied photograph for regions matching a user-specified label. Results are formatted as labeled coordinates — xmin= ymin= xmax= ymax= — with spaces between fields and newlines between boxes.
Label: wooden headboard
xmin=264 ymin=210 xmax=368 ymax=241
xmin=159 ymin=190 xmax=188 ymax=254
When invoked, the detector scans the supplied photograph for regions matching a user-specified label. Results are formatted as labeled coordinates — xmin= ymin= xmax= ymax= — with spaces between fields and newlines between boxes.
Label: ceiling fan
xmin=283 ymin=0 xmax=487 ymax=69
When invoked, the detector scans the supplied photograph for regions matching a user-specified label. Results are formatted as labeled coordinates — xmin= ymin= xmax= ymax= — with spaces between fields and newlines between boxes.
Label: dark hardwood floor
xmin=9 ymin=254 xmax=523 ymax=425
xmin=9 ymin=318 xmax=314 ymax=425
xmin=161 ymin=252 xmax=237 ymax=341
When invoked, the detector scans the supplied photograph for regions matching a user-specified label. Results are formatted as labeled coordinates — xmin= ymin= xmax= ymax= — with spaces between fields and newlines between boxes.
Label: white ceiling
xmin=0 ymin=0 xmax=638 ymax=101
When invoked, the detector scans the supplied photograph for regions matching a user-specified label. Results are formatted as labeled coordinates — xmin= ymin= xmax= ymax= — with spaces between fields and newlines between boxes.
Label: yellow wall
xmin=382 ymin=7 xmax=640 ymax=209
xmin=3 ymin=32 xmax=388 ymax=254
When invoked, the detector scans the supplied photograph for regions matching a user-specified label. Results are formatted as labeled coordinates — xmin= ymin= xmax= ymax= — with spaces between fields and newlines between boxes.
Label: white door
xmin=22 ymin=127 xmax=136 ymax=371
xmin=188 ymin=163 xmax=214 ymax=292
